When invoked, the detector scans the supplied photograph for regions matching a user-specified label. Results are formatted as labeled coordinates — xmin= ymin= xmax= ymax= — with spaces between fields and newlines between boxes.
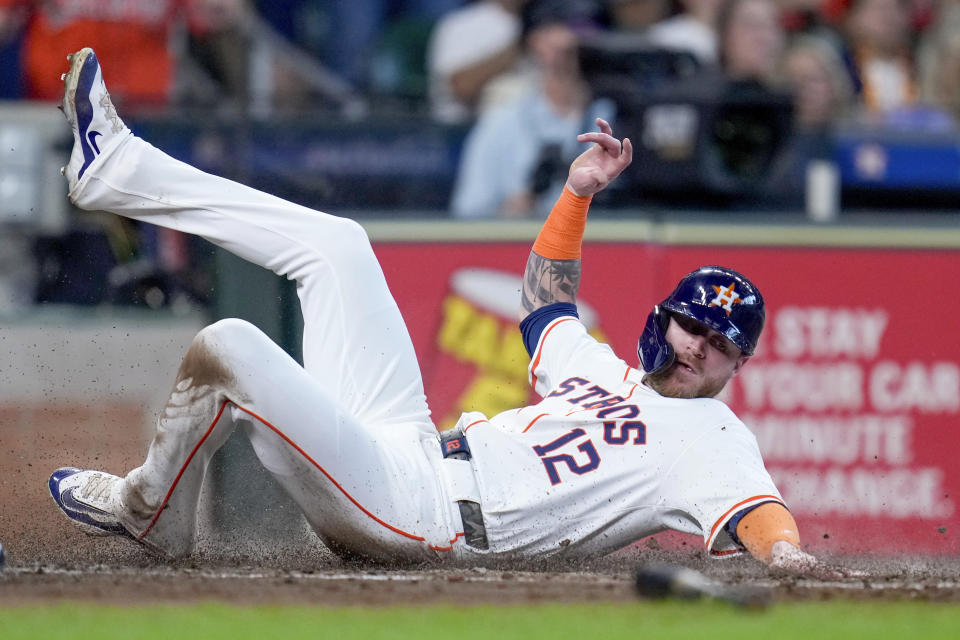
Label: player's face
xmin=646 ymin=314 xmax=747 ymax=399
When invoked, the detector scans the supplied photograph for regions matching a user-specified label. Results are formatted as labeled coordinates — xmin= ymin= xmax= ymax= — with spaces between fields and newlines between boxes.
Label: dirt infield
xmin=4 ymin=530 xmax=960 ymax=607
xmin=3 ymin=451 xmax=958 ymax=608
xmin=4 ymin=319 xmax=957 ymax=609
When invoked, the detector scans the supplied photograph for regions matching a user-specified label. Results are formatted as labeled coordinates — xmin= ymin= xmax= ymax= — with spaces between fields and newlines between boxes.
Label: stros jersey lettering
xmin=460 ymin=312 xmax=784 ymax=558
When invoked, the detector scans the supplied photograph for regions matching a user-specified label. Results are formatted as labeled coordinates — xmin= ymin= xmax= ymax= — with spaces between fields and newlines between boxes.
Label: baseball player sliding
xmin=49 ymin=47 xmax=841 ymax=577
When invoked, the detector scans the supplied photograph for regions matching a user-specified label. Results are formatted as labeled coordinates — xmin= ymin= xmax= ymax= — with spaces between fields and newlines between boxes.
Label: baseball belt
xmin=439 ymin=428 xmax=489 ymax=550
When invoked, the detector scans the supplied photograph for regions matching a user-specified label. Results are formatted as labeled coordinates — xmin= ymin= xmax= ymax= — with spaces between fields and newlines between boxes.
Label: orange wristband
xmin=532 ymin=187 xmax=593 ymax=260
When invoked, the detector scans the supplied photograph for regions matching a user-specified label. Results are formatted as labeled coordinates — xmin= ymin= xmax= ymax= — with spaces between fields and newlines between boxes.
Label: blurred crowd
xmin=2 ymin=0 xmax=958 ymax=206
xmin=0 ymin=0 xmax=958 ymax=309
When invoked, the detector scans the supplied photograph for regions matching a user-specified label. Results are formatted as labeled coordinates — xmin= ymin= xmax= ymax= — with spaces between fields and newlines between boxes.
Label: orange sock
xmin=532 ymin=187 xmax=593 ymax=260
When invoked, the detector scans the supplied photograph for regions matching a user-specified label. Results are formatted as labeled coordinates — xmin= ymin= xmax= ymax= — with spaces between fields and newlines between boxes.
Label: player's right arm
xmin=519 ymin=118 xmax=632 ymax=319
xmin=737 ymin=503 xmax=862 ymax=578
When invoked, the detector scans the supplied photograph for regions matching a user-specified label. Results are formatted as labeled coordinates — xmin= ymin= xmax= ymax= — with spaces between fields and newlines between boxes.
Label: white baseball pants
xmin=69 ymin=133 xmax=465 ymax=562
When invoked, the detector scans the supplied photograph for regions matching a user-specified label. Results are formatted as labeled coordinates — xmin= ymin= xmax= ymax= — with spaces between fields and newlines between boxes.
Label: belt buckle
xmin=457 ymin=501 xmax=488 ymax=550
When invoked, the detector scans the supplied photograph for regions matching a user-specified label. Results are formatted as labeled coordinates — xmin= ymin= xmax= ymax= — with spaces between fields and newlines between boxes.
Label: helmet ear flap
xmin=638 ymin=305 xmax=675 ymax=374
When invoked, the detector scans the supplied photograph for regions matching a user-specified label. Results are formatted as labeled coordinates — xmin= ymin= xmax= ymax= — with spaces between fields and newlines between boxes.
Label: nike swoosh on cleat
xmin=74 ymin=52 xmax=100 ymax=180
xmin=58 ymin=487 xmax=128 ymax=535
xmin=87 ymin=130 xmax=102 ymax=155
xmin=59 ymin=487 xmax=112 ymax=517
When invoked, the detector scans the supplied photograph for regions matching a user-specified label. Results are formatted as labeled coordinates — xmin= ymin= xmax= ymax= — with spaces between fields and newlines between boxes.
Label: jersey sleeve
xmin=525 ymin=312 xmax=629 ymax=397
xmin=660 ymin=407 xmax=785 ymax=557
xmin=520 ymin=302 xmax=579 ymax=355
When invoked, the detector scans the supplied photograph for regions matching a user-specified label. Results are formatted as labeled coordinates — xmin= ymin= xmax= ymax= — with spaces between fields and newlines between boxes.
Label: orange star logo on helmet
xmin=709 ymin=283 xmax=742 ymax=316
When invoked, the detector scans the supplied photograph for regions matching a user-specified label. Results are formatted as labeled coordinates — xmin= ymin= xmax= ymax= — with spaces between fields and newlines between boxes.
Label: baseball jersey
xmin=462 ymin=308 xmax=784 ymax=558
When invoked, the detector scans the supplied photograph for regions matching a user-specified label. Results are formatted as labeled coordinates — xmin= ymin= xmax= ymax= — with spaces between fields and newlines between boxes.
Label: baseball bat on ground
xmin=635 ymin=563 xmax=772 ymax=609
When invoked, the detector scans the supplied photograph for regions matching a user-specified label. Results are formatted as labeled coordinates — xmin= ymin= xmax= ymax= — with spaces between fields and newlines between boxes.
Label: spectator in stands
xmin=717 ymin=0 xmax=785 ymax=84
xmin=914 ymin=0 xmax=960 ymax=126
xmin=843 ymin=0 xmax=917 ymax=117
xmin=659 ymin=0 xmax=785 ymax=95
xmin=648 ymin=0 xmax=724 ymax=64
xmin=780 ymin=35 xmax=854 ymax=130
xmin=764 ymin=34 xmax=855 ymax=205
xmin=606 ymin=0 xmax=672 ymax=33
xmin=310 ymin=0 xmax=465 ymax=91
xmin=0 ymin=0 xmax=247 ymax=107
xmin=426 ymin=0 xmax=530 ymax=123
xmin=647 ymin=0 xmax=790 ymax=207
xmin=450 ymin=17 xmax=612 ymax=217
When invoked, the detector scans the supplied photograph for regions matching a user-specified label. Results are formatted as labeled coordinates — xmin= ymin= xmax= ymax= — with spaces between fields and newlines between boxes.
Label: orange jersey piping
xmin=706 ymin=494 xmax=785 ymax=553
xmin=529 ymin=317 xmax=578 ymax=391
xmin=521 ymin=413 xmax=550 ymax=433
xmin=463 ymin=419 xmax=488 ymax=433
xmin=139 ymin=400 xmax=462 ymax=551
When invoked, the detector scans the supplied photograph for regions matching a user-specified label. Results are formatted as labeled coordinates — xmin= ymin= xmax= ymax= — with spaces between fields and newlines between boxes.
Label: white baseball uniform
xmin=461 ymin=315 xmax=784 ymax=558
xmin=70 ymin=132 xmax=784 ymax=563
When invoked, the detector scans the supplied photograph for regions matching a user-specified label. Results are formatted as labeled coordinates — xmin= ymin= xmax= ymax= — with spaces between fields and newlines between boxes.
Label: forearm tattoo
xmin=520 ymin=251 xmax=581 ymax=314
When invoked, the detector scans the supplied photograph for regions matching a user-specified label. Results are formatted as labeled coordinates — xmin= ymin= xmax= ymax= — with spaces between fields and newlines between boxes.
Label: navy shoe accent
xmin=74 ymin=51 xmax=101 ymax=181
xmin=56 ymin=487 xmax=130 ymax=537
xmin=48 ymin=467 xmax=134 ymax=539
xmin=59 ymin=47 xmax=128 ymax=191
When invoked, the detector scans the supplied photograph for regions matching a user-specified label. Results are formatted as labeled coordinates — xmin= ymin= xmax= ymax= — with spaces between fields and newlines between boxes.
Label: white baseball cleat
xmin=59 ymin=47 xmax=128 ymax=191
xmin=48 ymin=467 xmax=136 ymax=539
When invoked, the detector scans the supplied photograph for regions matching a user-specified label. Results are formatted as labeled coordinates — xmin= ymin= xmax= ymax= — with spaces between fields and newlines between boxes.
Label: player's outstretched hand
xmin=566 ymin=118 xmax=633 ymax=197
xmin=768 ymin=541 xmax=868 ymax=581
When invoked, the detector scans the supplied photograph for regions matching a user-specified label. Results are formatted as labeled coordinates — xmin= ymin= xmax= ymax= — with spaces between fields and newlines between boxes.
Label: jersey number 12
xmin=531 ymin=421 xmax=647 ymax=485
xmin=532 ymin=428 xmax=600 ymax=486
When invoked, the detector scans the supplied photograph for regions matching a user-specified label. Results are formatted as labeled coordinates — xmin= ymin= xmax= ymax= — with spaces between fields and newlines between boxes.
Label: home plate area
xmin=2 ymin=532 xmax=959 ymax=607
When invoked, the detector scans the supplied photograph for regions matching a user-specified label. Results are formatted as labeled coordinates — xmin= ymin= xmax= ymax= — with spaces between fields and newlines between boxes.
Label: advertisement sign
xmin=375 ymin=242 xmax=960 ymax=554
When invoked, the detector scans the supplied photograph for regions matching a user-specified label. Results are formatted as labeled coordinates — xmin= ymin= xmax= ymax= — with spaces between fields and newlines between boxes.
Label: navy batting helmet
xmin=638 ymin=266 xmax=765 ymax=374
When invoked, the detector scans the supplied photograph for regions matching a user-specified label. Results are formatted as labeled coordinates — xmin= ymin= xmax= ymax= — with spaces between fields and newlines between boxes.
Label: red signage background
xmin=375 ymin=242 xmax=960 ymax=554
